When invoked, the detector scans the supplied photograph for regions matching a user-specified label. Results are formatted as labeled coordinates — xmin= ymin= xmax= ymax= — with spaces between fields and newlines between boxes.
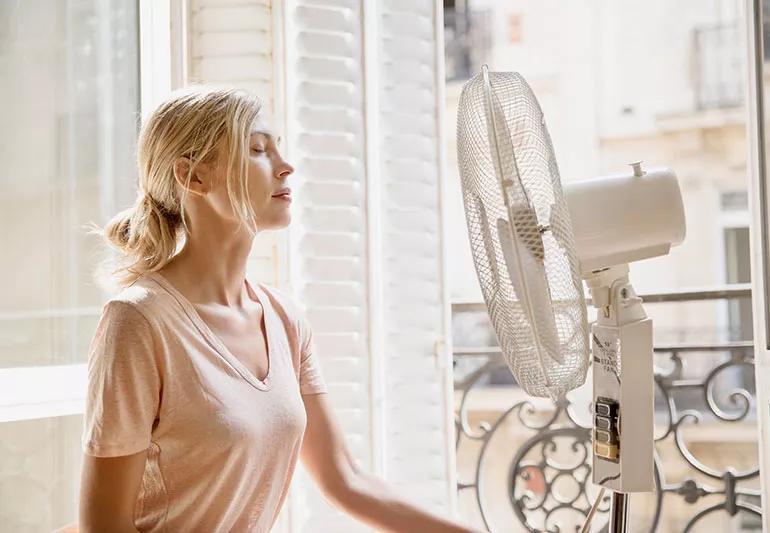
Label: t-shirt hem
xmin=82 ymin=439 xmax=150 ymax=457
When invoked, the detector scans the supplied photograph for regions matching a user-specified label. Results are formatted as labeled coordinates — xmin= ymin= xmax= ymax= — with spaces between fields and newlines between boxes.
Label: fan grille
xmin=456 ymin=69 xmax=589 ymax=400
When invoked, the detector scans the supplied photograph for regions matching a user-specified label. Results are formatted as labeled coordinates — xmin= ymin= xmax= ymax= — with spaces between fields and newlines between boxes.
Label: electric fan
xmin=456 ymin=66 xmax=685 ymax=532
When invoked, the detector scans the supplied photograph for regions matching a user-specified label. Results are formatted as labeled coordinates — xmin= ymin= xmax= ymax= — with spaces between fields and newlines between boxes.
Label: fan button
xmin=595 ymin=429 xmax=613 ymax=443
xmin=594 ymin=442 xmax=619 ymax=461
xmin=595 ymin=415 xmax=611 ymax=430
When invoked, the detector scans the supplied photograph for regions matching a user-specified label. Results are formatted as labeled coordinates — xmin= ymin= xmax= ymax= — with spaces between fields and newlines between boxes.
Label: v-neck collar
xmin=144 ymin=270 xmax=274 ymax=392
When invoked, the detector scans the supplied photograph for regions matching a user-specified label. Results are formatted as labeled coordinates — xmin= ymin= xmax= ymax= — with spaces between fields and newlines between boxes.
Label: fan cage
xmin=456 ymin=69 xmax=589 ymax=400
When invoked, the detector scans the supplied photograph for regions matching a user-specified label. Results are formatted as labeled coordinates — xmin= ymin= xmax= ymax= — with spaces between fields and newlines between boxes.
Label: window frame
xmin=746 ymin=0 xmax=770 ymax=524
xmin=0 ymin=0 xmax=186 ymax=424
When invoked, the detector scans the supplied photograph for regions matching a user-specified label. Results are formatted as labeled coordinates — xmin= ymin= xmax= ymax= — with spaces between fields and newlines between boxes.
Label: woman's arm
xmin=79 ymin=451 xmax=147 ymax=533
xmin=300 ymin=393 xmax=484 ymax=533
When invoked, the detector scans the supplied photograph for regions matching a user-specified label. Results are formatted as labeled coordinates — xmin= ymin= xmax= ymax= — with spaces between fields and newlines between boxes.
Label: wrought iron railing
xmin=453 ymin=285 xmax=761 ymax=532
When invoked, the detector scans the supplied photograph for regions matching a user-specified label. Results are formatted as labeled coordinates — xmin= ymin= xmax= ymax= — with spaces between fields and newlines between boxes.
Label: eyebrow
xmin=250 ymin=129 xmax=282 ymax=144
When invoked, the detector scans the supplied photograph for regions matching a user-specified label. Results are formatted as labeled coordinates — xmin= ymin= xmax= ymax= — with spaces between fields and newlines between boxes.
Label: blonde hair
xmin=87 ymin=85 xmax=262 ymax=292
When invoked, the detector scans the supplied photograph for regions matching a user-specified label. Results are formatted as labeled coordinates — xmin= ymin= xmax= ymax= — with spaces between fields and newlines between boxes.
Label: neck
xmin=160 ymin=219 xmax=256 ymax=308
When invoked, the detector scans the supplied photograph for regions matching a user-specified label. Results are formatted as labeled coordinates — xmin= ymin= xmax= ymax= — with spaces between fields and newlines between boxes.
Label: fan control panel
xmin=594 ymin=397 xmax=619 ymax=462
xmin=591 ymin=319 xmax=654 ymax=493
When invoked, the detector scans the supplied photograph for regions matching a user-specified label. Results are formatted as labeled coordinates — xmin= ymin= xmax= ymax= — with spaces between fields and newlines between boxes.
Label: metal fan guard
xmin=456 ymin=68 xmax=589 ymax=400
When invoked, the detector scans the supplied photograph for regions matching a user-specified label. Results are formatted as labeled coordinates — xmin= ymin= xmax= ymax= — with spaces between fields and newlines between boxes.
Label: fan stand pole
xmin=581 ymin=488 xmax=628 ymax=533
xmin=608 ymin=491 xmax=629 ymax=532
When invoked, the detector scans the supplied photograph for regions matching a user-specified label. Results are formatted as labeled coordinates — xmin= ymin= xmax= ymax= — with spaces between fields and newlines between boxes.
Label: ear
xmin=173 ymin=156 xmax=210 ymax=197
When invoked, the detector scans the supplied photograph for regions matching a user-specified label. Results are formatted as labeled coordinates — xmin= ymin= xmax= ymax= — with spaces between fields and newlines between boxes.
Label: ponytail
xmin=87 ymin=192 xmax=185 ymax=292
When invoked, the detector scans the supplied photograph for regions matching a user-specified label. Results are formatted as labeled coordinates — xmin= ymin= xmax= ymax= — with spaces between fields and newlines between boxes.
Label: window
xmin=0 ymin=1 xmax=140 ymax=528
xmin=1 ymin=3 xmax=140 ymax=371
xmin=724 ymin=226 xmax=752 ymax=341
xmin=720 ymin=191 xmax=752 ymax=343
xmin=694 ymin=23 xmax=743 ymax=109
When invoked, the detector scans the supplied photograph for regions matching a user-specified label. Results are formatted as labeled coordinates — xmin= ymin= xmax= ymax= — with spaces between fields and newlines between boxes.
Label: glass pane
xmin=0 ymin=0 xmax=140 ymax=369
xmin=0 ymin=415 xmax=84 ymax=531
xmin=725 ymin=227 xmax=753 ymax=341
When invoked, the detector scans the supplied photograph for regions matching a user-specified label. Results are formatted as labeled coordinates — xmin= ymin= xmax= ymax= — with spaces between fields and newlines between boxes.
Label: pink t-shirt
xmin=81 ymin=271 xmax=327 ymax=532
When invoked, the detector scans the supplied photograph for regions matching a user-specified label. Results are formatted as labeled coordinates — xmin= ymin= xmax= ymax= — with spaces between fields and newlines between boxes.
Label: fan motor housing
xmin=564 ymin=166 xmax=686 ymax=275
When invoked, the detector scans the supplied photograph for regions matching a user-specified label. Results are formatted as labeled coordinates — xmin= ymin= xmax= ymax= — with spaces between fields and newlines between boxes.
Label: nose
xmin=275 ymin=158 xmax=294 ymax=179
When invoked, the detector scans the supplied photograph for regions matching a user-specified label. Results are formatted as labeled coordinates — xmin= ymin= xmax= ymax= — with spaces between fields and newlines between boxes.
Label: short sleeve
xmin=81 ymin=301 xmax=162 ymax=457
xmin=297 ymin=311 xmax=328 ymax=395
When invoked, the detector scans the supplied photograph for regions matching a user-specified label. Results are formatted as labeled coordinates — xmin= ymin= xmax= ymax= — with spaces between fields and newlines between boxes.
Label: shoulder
xmin=98 ymin=277 xmax=165 ymax=331
xmin=255 ymin=283 xmax=313 ymax=348
xmin=256 ymin=283 xmax=305 ymax=322
xmin=88 ymin=280 xmax=171 ymax=367
xmin=87 ymin=290 xmax=159 ymax=367
xmin=111 ymin=282 xmax=151 ymax=308
xmin=105 ymin=272 xmax=184 ymax=318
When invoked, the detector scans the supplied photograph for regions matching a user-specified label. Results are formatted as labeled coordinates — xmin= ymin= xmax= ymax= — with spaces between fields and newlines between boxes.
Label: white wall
xmin=595 ymin=0 xmax=740 ymax=138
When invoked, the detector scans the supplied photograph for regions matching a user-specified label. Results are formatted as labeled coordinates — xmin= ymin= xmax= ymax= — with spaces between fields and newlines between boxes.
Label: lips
xmin=272 ymin=187 xmax=291 ymax=198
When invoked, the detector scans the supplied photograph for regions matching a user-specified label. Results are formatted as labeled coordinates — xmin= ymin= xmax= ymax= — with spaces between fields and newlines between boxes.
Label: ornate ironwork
xmin=454 ymin=286 xmax=761 ymax=532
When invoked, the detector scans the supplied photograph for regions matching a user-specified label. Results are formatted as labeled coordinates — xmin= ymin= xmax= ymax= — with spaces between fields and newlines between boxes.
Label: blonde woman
xmin=78 ymin=86 xmax=479 ymax=533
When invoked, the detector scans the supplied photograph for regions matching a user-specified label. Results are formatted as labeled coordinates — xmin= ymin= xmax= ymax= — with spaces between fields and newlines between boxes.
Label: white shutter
xmin=190 ymin=0 xmax=273 ymax=106
xmin=376 ymin=0 xmax=455 ymax=512
xmin=285 ymin=1 xmax=371 ymax=530
xmin=189 ymin=0 xmax=287 ymax=287
xmin=285 ymin=0 xmax=455 ymax=530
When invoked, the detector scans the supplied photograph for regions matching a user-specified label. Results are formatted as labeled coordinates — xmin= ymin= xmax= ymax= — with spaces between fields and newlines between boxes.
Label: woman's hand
xmin=300 ymin=392 xmax=484 ymax=532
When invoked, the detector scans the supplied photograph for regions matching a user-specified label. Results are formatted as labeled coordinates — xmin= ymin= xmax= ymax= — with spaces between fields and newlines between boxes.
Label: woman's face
xmin=210 ymin=117 xmax=295 ymax=232
xmin=244 ymin=119 xmax=294 ymax=230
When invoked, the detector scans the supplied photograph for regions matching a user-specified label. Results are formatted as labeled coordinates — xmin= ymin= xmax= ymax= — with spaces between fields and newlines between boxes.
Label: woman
xmin=79 ymin=86 xmax=479 ymax=532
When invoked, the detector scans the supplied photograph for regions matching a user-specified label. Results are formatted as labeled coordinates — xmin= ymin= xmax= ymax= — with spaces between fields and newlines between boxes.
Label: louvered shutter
xmin=189 ymin=0 xmax=286 ymax=287
xmin=284 ymin=1 xmax=454 ymax=530
xmin=285 ymin=1 xmax=371 ymax=530
xmin=377 ymin=0 xmax=455 ymax=513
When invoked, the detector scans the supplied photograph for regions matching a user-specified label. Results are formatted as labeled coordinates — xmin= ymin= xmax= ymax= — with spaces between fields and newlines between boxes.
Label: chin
xmin=271 ymin=214 xmax=291 ymax=229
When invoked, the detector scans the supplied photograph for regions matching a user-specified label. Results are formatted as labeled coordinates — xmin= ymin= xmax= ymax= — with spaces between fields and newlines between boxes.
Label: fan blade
xmin=496 ymin=216 xmax=563 ymax=364
xmin=475 ymin=194 xmax=502 ymax=288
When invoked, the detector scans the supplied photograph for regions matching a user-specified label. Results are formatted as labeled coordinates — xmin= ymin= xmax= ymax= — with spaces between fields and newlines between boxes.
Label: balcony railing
xmin=453 ymin=285 xmax=761 ymax=532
